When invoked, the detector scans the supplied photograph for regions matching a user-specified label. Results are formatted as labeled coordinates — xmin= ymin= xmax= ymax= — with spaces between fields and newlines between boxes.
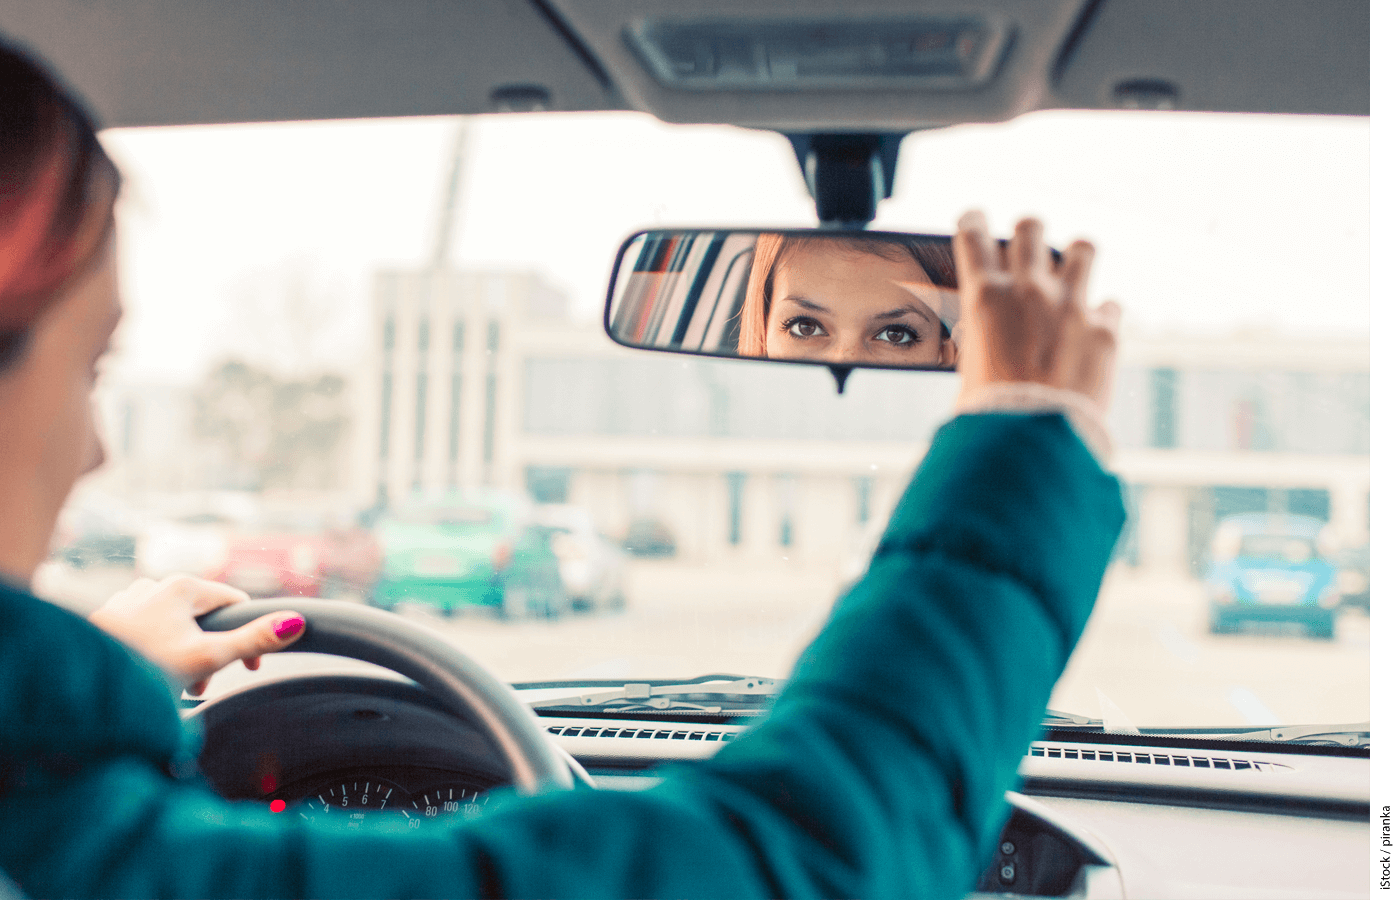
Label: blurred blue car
xmin=1206 ymin=513 xmax=1340 ymax=639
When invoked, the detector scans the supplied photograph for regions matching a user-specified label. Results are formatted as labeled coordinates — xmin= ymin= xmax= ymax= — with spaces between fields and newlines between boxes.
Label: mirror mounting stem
xmin=829 ymin=365 xmax=852 ymax=394
xmin=789 ymin=133 xmax=904 ymax=229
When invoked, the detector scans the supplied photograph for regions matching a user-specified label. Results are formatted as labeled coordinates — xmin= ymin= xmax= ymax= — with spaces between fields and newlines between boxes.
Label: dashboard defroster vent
xmin=1028 ymin=742 xmax=1293 ymax=773
xmin=546 ymin=724 xmax=737 ymax=742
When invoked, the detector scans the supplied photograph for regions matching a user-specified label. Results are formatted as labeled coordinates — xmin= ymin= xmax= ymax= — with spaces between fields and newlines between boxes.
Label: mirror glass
xmin=605 ymin=230 xmax=963 ymax=371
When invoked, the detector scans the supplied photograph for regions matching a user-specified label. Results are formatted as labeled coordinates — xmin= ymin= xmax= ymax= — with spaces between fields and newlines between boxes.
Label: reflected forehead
xmin=772 ymin=245 xmax=937 ymax=325
xmin=776 ymin=243 xmax=930 ymax=288
xmin=778 ymin=296 xmax=832 ymax=313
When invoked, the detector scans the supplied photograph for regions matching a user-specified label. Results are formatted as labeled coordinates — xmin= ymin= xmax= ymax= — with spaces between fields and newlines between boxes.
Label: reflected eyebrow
xmin=777 ymin=296 xmax=832 ymax=315
xmin=870 ymin=305 xmax=933 ymax=324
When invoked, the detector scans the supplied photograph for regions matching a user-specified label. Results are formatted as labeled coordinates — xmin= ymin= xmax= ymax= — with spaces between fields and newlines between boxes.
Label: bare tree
xmin=192 ymin=361 xmax=350 ymax=491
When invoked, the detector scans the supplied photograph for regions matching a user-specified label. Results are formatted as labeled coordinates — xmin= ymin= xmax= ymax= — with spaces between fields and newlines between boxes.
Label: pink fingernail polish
xmin=275 ymin=615 xmax=305 ymax=639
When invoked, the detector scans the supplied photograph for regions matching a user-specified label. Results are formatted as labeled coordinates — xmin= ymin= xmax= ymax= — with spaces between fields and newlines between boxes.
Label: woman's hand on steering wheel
xmin=89 ymin=575 xmax=306 ymax=694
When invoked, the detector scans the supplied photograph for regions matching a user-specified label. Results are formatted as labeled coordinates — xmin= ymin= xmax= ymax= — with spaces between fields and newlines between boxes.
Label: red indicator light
xmin=269 ymin=799 xmax=286 ymax=813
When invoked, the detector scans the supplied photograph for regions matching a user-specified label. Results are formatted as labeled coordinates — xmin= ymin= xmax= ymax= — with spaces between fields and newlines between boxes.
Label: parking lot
xmin=36 ymin=558 xmax=1368 ymax=730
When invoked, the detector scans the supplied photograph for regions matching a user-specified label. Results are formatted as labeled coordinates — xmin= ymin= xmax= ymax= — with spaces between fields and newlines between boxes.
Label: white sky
xmin=99 ymin=110 xmax=1368 ymax=382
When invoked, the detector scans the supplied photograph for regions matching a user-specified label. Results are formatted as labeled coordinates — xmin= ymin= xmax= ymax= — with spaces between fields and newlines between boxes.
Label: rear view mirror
xmin=604 ymin=229 xmax=962 ymax=374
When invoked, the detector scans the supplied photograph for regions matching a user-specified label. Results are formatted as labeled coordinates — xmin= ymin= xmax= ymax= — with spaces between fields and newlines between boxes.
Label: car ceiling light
xmin=628 ymin=18 xmax=1011 ymax=91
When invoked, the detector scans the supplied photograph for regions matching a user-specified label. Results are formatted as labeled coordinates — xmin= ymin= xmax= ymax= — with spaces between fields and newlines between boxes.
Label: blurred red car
xmin=212 ymin=511 xmax=381 ymax=599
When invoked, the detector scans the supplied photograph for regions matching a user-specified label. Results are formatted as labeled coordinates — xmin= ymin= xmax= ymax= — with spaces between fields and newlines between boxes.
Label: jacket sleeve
xmin=0 ymin=413 xmax=1124 ymax=900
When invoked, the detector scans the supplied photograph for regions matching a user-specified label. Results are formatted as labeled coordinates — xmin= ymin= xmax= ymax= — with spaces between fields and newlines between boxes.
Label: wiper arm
xmin=1041 ymin=708 xmax=1102 ymax=728
xmin=530 ymin=683 xmax=1107 ymax=722
xmin=527 ymin=678 xmax=1365 ymax=747
xmin=1211 ymin=723 xmax=1369 ymax=747
xmin=527 ymin=677 xmax=784 ymax=712
xmin=530 ymin=687 xmax=1111 ymax=726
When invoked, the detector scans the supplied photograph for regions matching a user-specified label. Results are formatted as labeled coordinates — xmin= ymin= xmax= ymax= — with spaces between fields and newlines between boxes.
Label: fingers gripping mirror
xmin=605 ymin=230 xmax=965 ymax=383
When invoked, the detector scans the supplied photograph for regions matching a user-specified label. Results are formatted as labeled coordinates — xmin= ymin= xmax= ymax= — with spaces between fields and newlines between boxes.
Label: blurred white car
xmin=536 ymin=505 xmax=627 ymax=613
xmin=136 ymin=493 xmax=258 ymax=581
xmin=137 ymin=514 xmax=235 ymax=581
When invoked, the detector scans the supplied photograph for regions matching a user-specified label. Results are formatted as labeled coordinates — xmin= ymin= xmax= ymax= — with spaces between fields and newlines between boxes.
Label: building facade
xmin=359 ymin=268 xmax=1370 ymax=575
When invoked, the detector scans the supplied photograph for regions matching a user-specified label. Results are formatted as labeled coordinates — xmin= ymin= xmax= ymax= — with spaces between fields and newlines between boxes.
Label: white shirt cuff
xmin=954 ymin=383 xmax=1113 ymax=466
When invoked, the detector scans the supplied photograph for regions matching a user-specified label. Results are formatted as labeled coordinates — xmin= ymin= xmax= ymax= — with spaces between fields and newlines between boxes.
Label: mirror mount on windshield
xmin=829 ymin=364 xmax=853 ymax=394
xmin=788 ymin=133 xmax=904 ymax=228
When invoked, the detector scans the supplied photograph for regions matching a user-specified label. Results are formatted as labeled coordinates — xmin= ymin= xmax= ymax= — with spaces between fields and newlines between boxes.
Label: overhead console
xmin=543 ymin=0 xmax=1089 ymax=130
xmin=543 ymin=0 xmax=1369 ymax=128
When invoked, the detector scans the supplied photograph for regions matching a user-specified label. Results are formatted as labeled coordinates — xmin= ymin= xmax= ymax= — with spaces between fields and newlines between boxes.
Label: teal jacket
xmin=0 ymin=413 xmax=1124 ymax=899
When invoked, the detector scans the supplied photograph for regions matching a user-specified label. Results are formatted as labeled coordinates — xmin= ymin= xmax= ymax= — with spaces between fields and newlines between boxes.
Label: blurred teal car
xmin=369 ymin=493 xmax=566 ymax=618
xmin=1206 ymin=513 xmax=1341 ymax=639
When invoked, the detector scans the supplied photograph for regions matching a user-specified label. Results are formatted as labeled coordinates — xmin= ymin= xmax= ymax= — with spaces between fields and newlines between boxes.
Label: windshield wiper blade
xmin=527 ymin=679 xmax=1366 ymax=748
xmin=526 ymin=677 xmax=785 ymax=712
xmin=531 ymin=690 xmax=1111 ymax=726
xmin=1207 ymin=723 xmax=1370 ymax=747
xmin=1042 ymin=719 xmax=1370 ymax=747
xmin=529 ymin=687 xmax=1109 ymax=723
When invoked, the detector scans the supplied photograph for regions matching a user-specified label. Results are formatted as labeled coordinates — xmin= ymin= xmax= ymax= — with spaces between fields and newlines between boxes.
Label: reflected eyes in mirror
xmin=777 ymin=316 xmax=924 ymax=348
xmin=873 ymin=325 xmax=921 ymax=346
xmin=605 ymin=228 xmax=977 ymax=374
xmin=779 ymin=316 xmax=827 ymax=339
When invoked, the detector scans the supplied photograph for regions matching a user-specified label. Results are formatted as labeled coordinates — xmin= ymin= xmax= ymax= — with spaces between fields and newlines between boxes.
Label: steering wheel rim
xmin=198 ymin=598 xmax=574 ymax=794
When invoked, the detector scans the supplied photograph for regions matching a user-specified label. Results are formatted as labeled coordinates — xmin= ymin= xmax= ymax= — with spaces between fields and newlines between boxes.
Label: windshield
xmin=42 ymin=110 xmax=1367 ymax=733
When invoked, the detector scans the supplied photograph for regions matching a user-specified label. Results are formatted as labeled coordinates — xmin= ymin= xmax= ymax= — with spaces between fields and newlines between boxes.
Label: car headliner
xmin=0 ymin=0 xmax=1368 ymax=131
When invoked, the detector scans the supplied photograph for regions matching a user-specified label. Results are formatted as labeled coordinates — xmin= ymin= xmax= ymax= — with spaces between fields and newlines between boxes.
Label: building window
xmin=482 ymin=320 xmax=500 ymax=480
xmin=447 ymin=319 xmax=465 ymax=483
xmin=412 ymin=317 xmax=430 ymax=491
xmin=1149 ymin=367 xmax=1178 ymax=449
xmin=1232 ymin=398 xmax=1255 ymax=450
xmin=853 ymin=475 xmax=873 ymax=525
xmin=526 ymin=467 xmax=572 ymax=504
xmin=377 ymin=316 xmax=395 ymax=496
xmin=1114 ymin=484 xmax=1142 ymax=566
xmin=776 ymin=474 xmax=796 ymax=549
xmin=378 ymin=373 xmax=393 ymax=460
xmin=1213 ymin=485 xmax=1269 ymax=519
xmin=1286 ymin=488 xmax=1331 ymax=521
xmin=726 ymin=472 xmax=746 ymax=546
xmin=1231 ymin=391 xmax=1275 ymax=451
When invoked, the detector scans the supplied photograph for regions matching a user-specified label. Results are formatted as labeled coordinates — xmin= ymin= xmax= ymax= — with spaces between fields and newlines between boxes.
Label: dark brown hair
xmin=737 ymin=233 xmax=956 ymax=357
xmin=0 ymin=39 xmax=120 ymax=371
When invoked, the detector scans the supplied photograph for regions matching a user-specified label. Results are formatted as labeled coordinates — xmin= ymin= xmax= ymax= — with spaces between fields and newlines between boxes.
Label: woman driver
xmin=0 ymin=45 xmax=308 ymax=693
xmin=737 ymin=233 xmax=962 ymax=368
xmin=0 ymin=38 xmax=1123 ymax=900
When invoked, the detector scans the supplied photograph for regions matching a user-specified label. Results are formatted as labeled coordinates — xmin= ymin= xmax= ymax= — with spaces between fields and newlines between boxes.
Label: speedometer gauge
xmin=296 ymin=780 xmax=408 ymax=829
xmin=401 ymin=785 xmax=491 ymax=828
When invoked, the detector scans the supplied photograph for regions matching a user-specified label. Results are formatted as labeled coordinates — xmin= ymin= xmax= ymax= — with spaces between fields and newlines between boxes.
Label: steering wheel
xmin=198 ymin=598 xmax=574 ymax=794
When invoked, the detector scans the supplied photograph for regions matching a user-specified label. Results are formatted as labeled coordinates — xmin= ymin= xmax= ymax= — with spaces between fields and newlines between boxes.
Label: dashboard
xmin=192 ymin=672 xmax=1368 ymax=898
